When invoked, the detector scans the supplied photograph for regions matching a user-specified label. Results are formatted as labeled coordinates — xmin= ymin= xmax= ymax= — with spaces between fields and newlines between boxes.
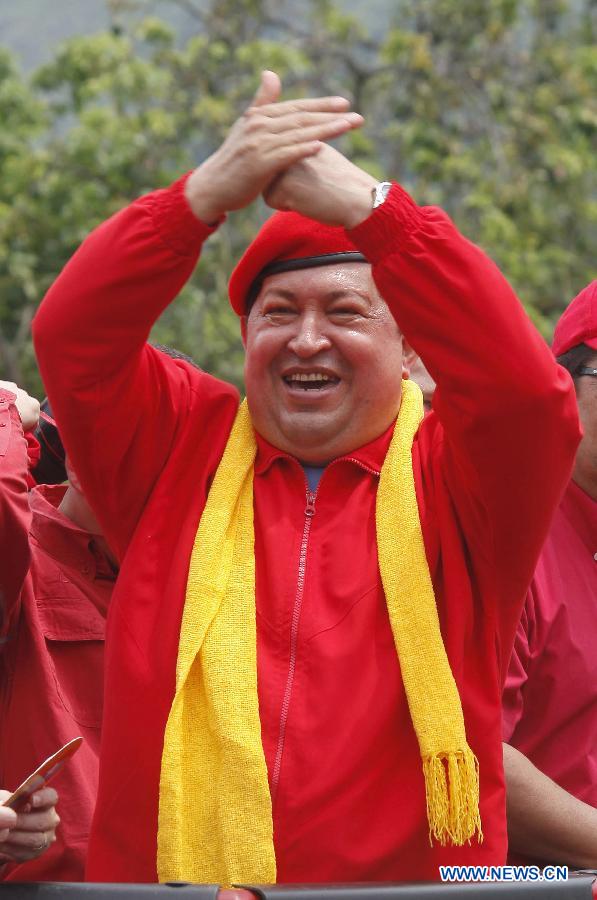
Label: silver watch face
xmin=372 ymin=181 xmax=392 ymax=209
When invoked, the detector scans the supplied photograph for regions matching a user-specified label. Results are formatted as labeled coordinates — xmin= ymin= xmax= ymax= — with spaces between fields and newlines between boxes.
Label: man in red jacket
xmin=32 ymin=72 xmax=579 ymax=883
xmin=0 ymin=381 xmax=117 ymax=881
xmin=0 ymin=383 xmax=62 ymax=876
xmin=502 ymin=282 xmax=597 ymax=867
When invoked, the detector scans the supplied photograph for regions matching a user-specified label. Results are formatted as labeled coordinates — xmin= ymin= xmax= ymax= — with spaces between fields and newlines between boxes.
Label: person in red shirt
xmin=0 ymin=381 xmax=117 ymax=882
xmin=0 ymin=382 xmax=62 ymax=870
xmin=503 ymin=281 xmax=597 ymax=868
xmin=32 ymin=72 xmax=579 ymax=883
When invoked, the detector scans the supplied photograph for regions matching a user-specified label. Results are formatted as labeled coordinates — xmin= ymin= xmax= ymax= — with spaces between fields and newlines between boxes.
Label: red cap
xmin=228 ymin=210 xmax=367 ymax=316
xmin=552 ymin=280 xmax=597 ymax=357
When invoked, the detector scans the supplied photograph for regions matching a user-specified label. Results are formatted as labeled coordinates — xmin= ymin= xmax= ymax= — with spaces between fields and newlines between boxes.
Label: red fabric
xmin=229 ymin=211 xmax=361 ymax=314
xmin=552 ymin=280 xmax=597 ymax=356
xmin=503 ymin=479 xmax=597 ymax=825
xmin=32 ymin=177 xmax=580 ymax=883
xmin=25 ymin=433 xmax=41 ymax=488
xmin=0 ymin=397 xmax=116 ymax=882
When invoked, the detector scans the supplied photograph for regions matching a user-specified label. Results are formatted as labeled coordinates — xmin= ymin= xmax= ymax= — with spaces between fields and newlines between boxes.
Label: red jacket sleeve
xmin=349 ymin=184 xmax=580 ymax=667
xmin=502 ymin=597 xmax=533 ymax=741
xmin=32 ymin=176 xmax=236 ymax=561
xmin=0 ymin=391 xmax=32 ymax=641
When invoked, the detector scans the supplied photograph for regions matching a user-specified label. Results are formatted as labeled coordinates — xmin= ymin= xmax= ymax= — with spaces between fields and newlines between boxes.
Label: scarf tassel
xmin=423 ymin=748 xmax=483 ymax=846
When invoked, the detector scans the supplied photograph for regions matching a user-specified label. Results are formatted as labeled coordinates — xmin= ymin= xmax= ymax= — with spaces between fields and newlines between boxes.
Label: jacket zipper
xmin=344 ymin=457 xmax=381 ymax=478
xmin=268 ymin=457 xmax=380 ymax=804
xmin=270 ymin=486 xmax=317 ymax=804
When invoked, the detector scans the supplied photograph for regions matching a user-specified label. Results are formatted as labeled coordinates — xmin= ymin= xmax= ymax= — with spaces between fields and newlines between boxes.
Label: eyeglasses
xmin=577 ymin=367 xmax=597 ymax=378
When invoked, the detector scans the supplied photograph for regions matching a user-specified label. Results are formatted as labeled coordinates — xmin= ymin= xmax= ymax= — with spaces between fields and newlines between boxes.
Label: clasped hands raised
xmin=185 ymin=70 xmax=379 ymax=231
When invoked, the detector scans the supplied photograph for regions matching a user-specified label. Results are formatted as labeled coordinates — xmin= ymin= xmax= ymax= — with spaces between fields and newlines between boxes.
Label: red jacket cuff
xmin=142 ymin=173 xmax=225 ymax=258
xmin=346 ymin=182 xmax=425 ymax=264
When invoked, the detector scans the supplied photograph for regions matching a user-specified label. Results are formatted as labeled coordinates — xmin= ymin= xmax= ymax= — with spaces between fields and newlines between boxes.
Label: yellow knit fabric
xmin=158 ymin=380 xmax=482 ymax=885
xmin=377 ymin=380 xmax=483 ymax=847
xmin=157 ymin=401 xmax=272 ymax=886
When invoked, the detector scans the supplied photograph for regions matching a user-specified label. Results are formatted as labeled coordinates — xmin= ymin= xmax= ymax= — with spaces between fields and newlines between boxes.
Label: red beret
xmin=228 ymin=210 xmax=367 ymax=316
xmin=552 ymin=281 xmax=597 ymax=357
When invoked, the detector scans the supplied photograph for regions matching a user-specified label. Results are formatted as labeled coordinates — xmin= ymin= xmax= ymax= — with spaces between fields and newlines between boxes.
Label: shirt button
xmin=0 ymin=422 xmax=6 ymax=427
xmin=594 ymin=553 xmax=597 ymax=561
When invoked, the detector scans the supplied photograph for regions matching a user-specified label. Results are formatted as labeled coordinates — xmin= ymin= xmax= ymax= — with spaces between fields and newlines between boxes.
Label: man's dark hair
xmin=556 ymin=343 xmax=597 ymax=385
xmin=151 ymin=344 xmax=200 ymax=369
xmin=32 ymin=398 xmax=66 ymax=484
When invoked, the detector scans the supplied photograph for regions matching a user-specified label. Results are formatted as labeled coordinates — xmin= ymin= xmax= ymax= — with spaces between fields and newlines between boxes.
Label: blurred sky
xmin=0 ymin=0 xmax=390 ymax=71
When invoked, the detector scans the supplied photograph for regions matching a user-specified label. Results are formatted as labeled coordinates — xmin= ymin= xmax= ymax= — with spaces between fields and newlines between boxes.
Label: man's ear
xmin=405 ymin=345 xmax=436 ymax=409
xmin=401 ymin=337 xmax=418 ymax=379
xmin=240 ymin=316 xmax=248 ymax=348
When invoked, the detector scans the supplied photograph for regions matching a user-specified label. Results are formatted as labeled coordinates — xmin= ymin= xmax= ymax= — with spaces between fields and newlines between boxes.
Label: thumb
xmin=0 ymin=804 xmax=16 ymax=833
xmin=251 ymin=70 xmax=281 ymax=107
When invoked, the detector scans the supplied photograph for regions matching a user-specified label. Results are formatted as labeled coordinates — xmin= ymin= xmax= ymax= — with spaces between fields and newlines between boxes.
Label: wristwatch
xmin=372 ymin=181 xmax=392 ymax=209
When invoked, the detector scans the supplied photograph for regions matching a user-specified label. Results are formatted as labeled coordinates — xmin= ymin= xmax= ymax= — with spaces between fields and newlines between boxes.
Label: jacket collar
xmin=29 ymin=485 xmax=117 ymax=583
xmin=254 ymin=420 xmax=396 ymax=477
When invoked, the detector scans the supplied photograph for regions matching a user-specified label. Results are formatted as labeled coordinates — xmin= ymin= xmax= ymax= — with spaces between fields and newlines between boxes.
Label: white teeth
xmin=288 ymin=373 xmax=330 ymax=382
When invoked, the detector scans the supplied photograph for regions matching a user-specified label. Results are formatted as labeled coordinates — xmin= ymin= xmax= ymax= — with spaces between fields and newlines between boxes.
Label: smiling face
xmin=242 ymin=262 xmax=407 ymax=464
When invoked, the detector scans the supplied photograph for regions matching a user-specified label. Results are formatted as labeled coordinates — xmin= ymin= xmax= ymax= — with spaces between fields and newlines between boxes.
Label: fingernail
xmin=346 ymin=113 xmax=363 ymax=124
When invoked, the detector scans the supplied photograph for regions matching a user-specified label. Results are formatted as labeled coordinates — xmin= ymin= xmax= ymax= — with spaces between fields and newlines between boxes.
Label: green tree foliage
xmin=0 ymin=48 xmax=47 ymax=385
xmin=373 ymin=0 xmax=596 ymax=328
xmin=0 ymin=0 xmax=594 ymax=394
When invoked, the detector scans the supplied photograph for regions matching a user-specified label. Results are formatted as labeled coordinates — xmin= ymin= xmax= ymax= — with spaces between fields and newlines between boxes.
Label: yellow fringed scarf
xmin=158 ymin=379 xmax=482 ymax=885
